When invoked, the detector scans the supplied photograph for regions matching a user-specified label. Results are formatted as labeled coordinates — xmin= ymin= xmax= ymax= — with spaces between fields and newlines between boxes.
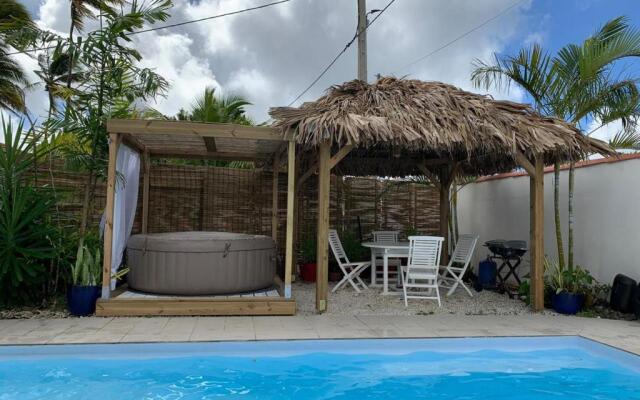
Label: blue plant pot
xmin=68 ymin=285 xmax=101 ymax=316
xmin=552 ymin=292 xmax=584 ymax=315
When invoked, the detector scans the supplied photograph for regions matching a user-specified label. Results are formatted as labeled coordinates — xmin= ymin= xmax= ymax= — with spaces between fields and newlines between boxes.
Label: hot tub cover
xmin=126 ymin=232 xmax=277 ymax=295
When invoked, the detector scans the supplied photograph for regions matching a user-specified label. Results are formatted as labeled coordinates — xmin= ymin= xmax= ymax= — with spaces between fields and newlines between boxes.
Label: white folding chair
xmin=329 ymin=230 xmax=370 ymax=293
xmin=370 ymin=231 xmax=400 ymax=286
xmin=439 ymin=234 xmax=478 ymax=297
xmin=400 ymin=236 xmax=444 ymax=307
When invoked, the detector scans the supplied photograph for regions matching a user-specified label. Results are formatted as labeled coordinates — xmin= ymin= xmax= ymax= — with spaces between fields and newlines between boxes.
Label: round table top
xmin=361 ymin=241 xmax=410 ymax=249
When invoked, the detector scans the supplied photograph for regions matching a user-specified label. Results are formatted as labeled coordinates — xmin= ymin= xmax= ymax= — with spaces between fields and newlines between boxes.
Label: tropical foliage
xmin=472 ymin=16 xmax=640 ymax=271
xmin=0 ymin=119 xmax=59 ymax=305
xmin=175 ymin=87 xmax=254 ymax=168
xmin=71 ymin=243 xmax=101 ymax=286
xmin=59 ymin=0 xmax=171 ymax=236
xmin=545 ymin=258 xmax=594 ymax=296
xmin=183 ymin=87 xmax=252 ymax=125
xmin=0 ymin=0 xmax=34 ymax=113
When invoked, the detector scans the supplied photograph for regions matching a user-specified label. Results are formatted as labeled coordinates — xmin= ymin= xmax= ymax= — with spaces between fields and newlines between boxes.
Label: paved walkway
xmin=1 ymin=315 xmax=638 ymax=355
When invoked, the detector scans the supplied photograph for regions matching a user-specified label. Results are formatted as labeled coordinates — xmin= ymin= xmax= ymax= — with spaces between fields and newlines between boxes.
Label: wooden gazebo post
xmin=101 ymin=132 xmax=120 ymax=299
xmin=316 ymin=141 xmax=331 ymax=312
xmin=515 ymin=151 xmax=545 ymax=311
xmin=314 ymin=142 xmax=353 ymax=313
xmin=283 ymin=140 xmax=296 ymax=298
xmin=271 ymin=154 xmax=280 ymax=241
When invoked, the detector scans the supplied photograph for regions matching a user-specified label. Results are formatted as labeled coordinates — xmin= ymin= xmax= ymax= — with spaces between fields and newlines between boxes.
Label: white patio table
xmin=361 ymin=241 xmax=410 ymax=295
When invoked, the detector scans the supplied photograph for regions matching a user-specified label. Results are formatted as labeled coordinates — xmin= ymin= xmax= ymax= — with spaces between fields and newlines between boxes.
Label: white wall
xmin=457 ymin=156 xmax=640 ymax=285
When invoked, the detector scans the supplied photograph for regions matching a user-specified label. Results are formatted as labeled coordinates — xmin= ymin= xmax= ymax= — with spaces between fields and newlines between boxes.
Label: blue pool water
xmin=0 ymin=336 xmax=639 ymax=399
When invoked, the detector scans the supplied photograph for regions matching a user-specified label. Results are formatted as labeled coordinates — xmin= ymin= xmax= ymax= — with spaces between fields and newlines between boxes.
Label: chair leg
xmin=435 ymin=282 xmax=441 ymax=307
xmin=402 ymin=269 xmax=408 ymax=307
xmin=460 ymin=280 xmax=473 ymax=297
xmin=446 ymin=279 xmax=459 ymax=297
xmin=355 ymin=274 xmax=367 ymax=289
xmin=347 ymin=273 xmax=362 ymax=293
xmin=332 ymin=276 xmax=349 ymax=293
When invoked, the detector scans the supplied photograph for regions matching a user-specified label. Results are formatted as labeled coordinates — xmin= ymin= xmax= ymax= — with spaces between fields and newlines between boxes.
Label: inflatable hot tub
xmin=126 ymin=232 xmax=277 ymax=295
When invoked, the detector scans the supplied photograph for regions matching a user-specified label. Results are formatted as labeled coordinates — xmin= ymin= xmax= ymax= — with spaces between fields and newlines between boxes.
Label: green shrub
xmin=299 ymin=236 xmax=317 ymax=263
xmin=544 ymin=258 xmax=594 ymax=296
xmin=0 ymin=119 xmax=58 ymax=305
xmin=71 ymin=241 xmax=101 ymax=286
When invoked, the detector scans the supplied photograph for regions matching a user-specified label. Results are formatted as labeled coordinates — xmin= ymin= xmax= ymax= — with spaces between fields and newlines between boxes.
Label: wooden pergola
xmin=97 ymin=119 xmax=298 ymax=316
xmin=98 ymin=78 xmax=612 ymax=316
xmin=270 ymin=77 xmax=614 ymax=313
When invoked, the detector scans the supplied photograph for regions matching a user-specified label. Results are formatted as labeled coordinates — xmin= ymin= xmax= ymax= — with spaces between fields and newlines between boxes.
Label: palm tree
xmin=189 ymin=87 xmax=253 ymax=124
xmin=472 ymin=16 xmax=640 ymax=270
xmin=0 ymin=0 xmax=34 ymax=114
xmin=180 ymin=87 xmax=254 ymax=168
xmin=66 ymin=0 xmax=124 ymax=91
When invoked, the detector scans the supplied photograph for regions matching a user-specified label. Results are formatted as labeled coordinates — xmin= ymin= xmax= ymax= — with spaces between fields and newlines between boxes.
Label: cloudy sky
xmin=14 ymin=0 xmax=640 ymax=141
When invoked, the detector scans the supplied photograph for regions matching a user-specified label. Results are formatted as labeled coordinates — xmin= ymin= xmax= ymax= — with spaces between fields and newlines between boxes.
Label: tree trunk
xmin=553 ymin=161 xmax=565 ymax=269
xmin=568 ymin=161 xmax=575 ymax=270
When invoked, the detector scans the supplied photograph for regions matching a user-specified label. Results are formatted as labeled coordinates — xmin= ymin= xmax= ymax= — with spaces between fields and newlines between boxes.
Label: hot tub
xmin=126 ymin=232 xmax=277 ymax=295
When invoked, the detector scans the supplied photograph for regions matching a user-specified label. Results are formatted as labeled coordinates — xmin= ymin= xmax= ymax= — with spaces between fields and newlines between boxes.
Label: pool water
xmin=0 ymin=337 xmax=639 ymax=399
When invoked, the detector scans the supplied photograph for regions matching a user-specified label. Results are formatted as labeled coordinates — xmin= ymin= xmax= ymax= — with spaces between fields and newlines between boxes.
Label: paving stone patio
xmin=1 ymin=314 xmax=638 ymax=356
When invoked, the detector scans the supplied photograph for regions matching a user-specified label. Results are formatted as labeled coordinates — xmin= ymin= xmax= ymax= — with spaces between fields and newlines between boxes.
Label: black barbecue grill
xmin=484 ymin=239 xmax=528 ymax=286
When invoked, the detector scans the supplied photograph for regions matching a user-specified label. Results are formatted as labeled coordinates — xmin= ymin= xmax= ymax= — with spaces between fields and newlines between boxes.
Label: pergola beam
xmin=147 ymin=151 xmax=272 ymax=161
xmin=515 ymin=150 xmax=536 ymax=176
xmin=329 ymin=145 xmax=353 ymax=169
xmin=108 ymin=119 xmax=283 ymax=141
xmin=298 ymin=145 xmax=353 ymax=190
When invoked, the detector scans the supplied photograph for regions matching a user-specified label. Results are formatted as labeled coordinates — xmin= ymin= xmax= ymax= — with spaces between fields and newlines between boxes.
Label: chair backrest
xmin=407 ymin=236 xmax=444 ymax=274
xmin=328 ymin=229 xmax=350 ymax=266
xmin=372 ymin=231 xmax=399 ymax=244
xmin=450 ymin=234 xmax=479 ymax=267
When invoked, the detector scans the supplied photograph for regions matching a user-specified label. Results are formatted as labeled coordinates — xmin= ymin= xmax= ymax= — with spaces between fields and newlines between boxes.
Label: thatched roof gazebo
xmin=270 ymin=77 xmax=613 ymax=312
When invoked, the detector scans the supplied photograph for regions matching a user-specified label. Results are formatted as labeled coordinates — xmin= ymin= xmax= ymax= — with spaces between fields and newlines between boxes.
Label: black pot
xmin=552 ymin=292 xmax=584 ymax=315
xmin=68 ymin=285 xmax=101 ymax=316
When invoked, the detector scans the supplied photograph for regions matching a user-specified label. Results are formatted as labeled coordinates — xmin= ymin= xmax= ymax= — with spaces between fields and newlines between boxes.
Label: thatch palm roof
xmin=270 ymin=77 xmax=613 ymax=176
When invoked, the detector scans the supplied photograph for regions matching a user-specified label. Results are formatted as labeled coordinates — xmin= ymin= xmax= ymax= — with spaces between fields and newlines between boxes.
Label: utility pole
xmin=357 ymin=0 xmax=367 ymax=82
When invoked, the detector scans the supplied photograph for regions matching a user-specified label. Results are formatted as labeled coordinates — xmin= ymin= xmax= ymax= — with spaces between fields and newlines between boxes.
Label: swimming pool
xmin=0 ymin=336 xmax=638 ymax=399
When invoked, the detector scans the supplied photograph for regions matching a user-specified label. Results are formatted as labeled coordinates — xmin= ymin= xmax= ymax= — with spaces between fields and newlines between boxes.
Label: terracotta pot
xmin=300 ymin=262 xmax=317 ymax=282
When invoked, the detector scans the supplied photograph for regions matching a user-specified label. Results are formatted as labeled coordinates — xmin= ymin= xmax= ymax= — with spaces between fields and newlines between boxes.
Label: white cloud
xmin=587 ymin=118 xmax=622 ymax=144
xmin=17 ymin=0 xmax=535 ymax=122
xmin=134 ymin=32 xmax=221 ymax=116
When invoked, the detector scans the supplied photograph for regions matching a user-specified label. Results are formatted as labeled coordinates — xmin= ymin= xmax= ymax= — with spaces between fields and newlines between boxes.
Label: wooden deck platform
xmin=95 ymin=287 xmax=296 ymax=317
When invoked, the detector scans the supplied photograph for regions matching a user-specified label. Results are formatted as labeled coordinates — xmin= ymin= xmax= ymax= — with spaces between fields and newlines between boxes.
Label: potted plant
xmin=545 ymin=258 xmax=593 ymax=315
xmin=68 ymin=243 xmax=102 ymax=316
xmin=299 ymin=237 xmax=317 ymax=282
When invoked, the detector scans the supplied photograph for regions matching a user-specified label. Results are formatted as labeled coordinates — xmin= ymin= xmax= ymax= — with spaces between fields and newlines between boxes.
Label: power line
xmin=129 ymin=0 xmax=290 ymax=36
xmin=394 ymin=0 xmax=526 ymax=73
xmin=6 ymin=0 xmax=291 ymax=56
xmin=285 ymin=0 xmax=397 ymax=107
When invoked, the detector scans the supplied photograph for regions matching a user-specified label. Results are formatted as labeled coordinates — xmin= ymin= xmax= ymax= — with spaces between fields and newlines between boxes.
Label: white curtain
xmin=110 ymin=144 xmax=140 ymax=289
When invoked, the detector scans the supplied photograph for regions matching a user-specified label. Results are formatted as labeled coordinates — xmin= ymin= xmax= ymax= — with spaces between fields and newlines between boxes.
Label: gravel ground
xmin=0 ymin=308 xmax=69 ymax=319
xmin=292 ymin=281 xmax=554 ymax=316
